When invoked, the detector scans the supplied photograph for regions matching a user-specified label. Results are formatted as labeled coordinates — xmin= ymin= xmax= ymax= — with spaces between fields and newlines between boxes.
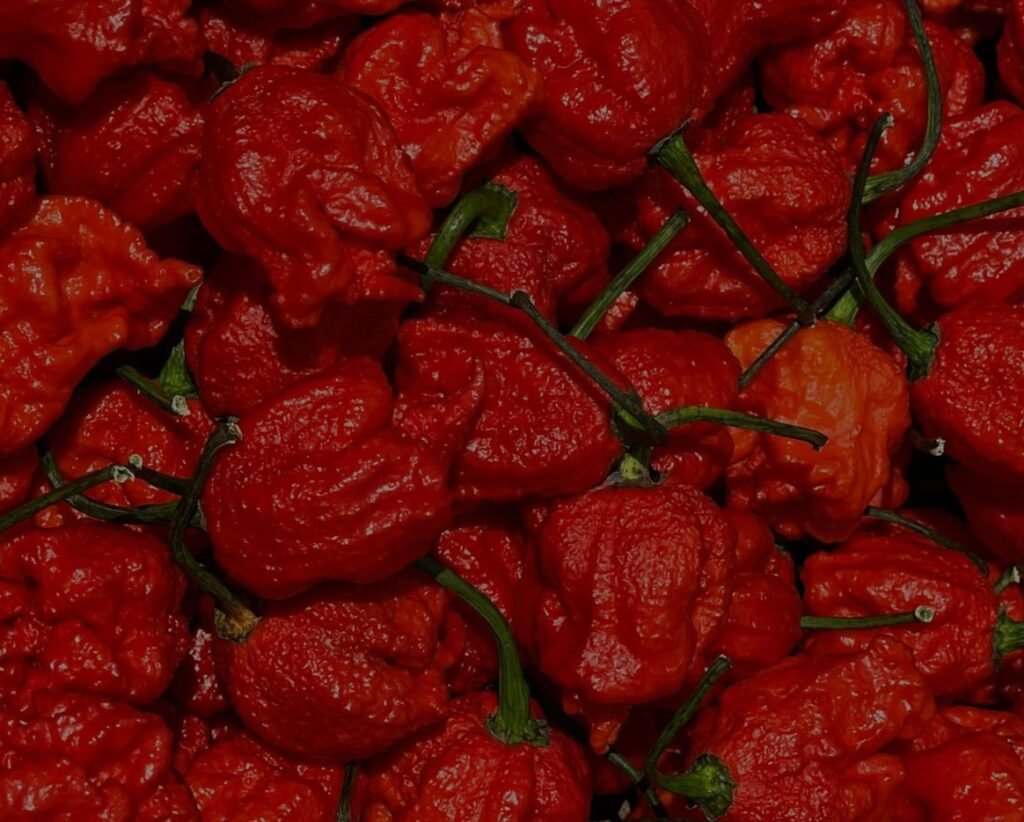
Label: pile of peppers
xmin=3 ymin=0 xmax=1024 ymax=818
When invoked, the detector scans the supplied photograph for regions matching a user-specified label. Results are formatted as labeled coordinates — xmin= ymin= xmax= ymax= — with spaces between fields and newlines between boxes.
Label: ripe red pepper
xmin=218 ymin=0 xmax=407 ymax=27
xmin=948 ymin=465 xmax=1024 ymax=563
xmin=204 ymin=359 xmax=454 ymax=598
xmin=0 ymin=0 xmax=201 ymax=104
xmin=725 ymin=319 xmax=911 ymax=542
xmin=761 ymin=0 xmax=983 ymax=176
xmin=340 ymin=7 xmax=541 ymax=207
xmin=532 ymin=484 xmax=735 ymax=751
xmin=0 ymin=449 xmax=36 ymax=515
xmin=0 ymin=82 xmax=36 ymax=237
xmin=626 ymin=114 xmax=851 ymax=320
xmin=217 ymin=573 xmax=458 ymax=761
xmin=0 ymin=523 xmax=188 ymax=704
xmin=184 ymin=256 xmax=402 ymax=417
xmin=1000 ymin=0 xmax=1024 ymax=103
xmin=0 ymin=196 xmax=200 ymax=457
xmin=29 ymin=71 xmax=204 ymax=232
xmin=503 ymin=0 xmax=709 ymax=189
xmin=196 ymin=65 xmax=431 ymax=328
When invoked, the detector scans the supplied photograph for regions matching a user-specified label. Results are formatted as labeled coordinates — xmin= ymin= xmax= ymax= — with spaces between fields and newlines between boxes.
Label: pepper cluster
xmin=1 ymin=0 xmax=1024 ymax=819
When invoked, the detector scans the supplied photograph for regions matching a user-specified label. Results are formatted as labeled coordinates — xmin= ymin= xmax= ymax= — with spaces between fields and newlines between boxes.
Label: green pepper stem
xmin=425 ymin=183 xmax=518 ymax=268
xmin=571 ymin=210 xmax=689 ymax=340
xmin=656 ymin=407 xmax=827 ymax=451
xmin=995 ymin=566 xmax=1021 ymax=595
xmin=801 ymin=606 xmax=933 ymax=631
xmin=117 ymin=365 xmax=189 ymax=417
xmin=862 ymin=0 xmax=941 ymax=204
xmin=335 ymin=764 xmax=357 ymax=822
xmin=0 ymin=463 xmax=132 ymax=535
xmin=606 ymin=751 xmax=669 ymax=819
xmin=169 ymin=420 xmax=257 ymax=642
xmin=865 ymin=506 xmax=988 ymax=574
xmin=126 ymin=455 xmax=190 ymax=495
xmin=655 ymin=754 xmax=736 ymax=820
xmin=653 ymin=133 xmax=812 ymax=323
xmin=415 ymin=556 xmax=546 ymax=746
xmin=994 ymin=611 xmax=1024 ymax=664
xmin=156 ymin=341 xmax=198 ymax=401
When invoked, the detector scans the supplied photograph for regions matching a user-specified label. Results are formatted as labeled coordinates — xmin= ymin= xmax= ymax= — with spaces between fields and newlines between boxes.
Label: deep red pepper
xmin=0 ymin=82 xmax=36 ymax=237
xmin=948 ymin=465 xmax=1024 ymax=563
xmin=219 ymin=0 xmax=408 ymax=27
xmin=0 ymin=449 xmax=36 ymax=515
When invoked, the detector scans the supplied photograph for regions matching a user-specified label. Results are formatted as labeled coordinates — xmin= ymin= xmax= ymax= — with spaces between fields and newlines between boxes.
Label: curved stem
xmin=656 ymin=407 xmax=827 ymax=451
xmin=801 ymin=606 xmax=933 ymax=630
xmin=653 ymin=133 xmax=812 ymax=323
xmin=606 ymin=751 xmax=669 ymax=819
xmin=571 ymin=210 xmax=688 ymax=340
xmin=117 ymin=365 xmax=188 ymax=417
xmin=415 ymin=556 xmax=546 ymax=746
xmin=862 ymin=0 xmax=941 ymax=203
xmin=169 ymin=421 xmax=257 ymax=642
xmin=0 ymin=464 xmax=132 ymax=535
xmin=126 ymin=455 xmax=190 ymax=495
xmin=865 ymin=506 xmax=988 ymax=574
xmin=424 ymin=183 xmax=518 ymax=268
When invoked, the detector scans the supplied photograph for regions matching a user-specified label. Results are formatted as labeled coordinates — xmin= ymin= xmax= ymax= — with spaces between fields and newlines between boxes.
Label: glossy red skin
xmin=341 ymin=9 xmax=540 ymax=207
xmin=394 ymin=317 xmax=621 ymax=503
xmin=49 ymin=379 xmax=213 ymax=508
xmin=802 ymin=527 xmax=1003 ymax=698
xmin=892 ymin=104 xmax=1024 ymax=313
xmin=534 ymin=485 xmax=735 ymax=751
xmin=629 ymin=114 xmax=850 ymax=320
xmin=196 ymin=65 xmax=431 ymax=328
xmin=0 ymin=523 xmax=188 ymax=704
xmin=184 ymin=255 xmax=402 ymax=417
xmin=593 ymin=329 xmax=740 ymax=487
xmin=0 ymin=83 xmax=36 ymax=237
xmin=204 ymin=359 xmax=452 ymax=599
xmin=912 ymin=304 xmax=1024 ymax=482
xmin=687 ymin=640 xmax=934 ymax=822
xmin=0 ymin=0 xmax=201 ymax=104
xmin=948 ymin=465 xmax=1024 ymax=563
xmin=762 ymin=1 xmax=983 ymax=175
xmin=186 ymin=731 xmax=342 ymax=821
xmin=352 ymin=691 xmax=591 ymax=821
xmin=0 ymin=196 xmax=200 ymax=458
xmin=219 ymin=574 xmax=457 ymax=761
xmin=503 ymin=0 xmax=709 ymax=190
xmin=726 ymin=319 xmax=911 ymax=543
xmin=221 ymin=0 xmax=409 ymax=26
xmin=0 ymin=449 xmax=35 ymax=514
xmin=414 ymin=153 xmax=610 ymax=324
xmin=29 ymin=71 xmax=203 ymax=231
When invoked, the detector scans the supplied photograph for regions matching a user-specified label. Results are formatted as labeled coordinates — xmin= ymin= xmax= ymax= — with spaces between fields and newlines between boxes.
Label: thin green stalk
xmin=801 ymin=607 xmax=933 ymax=630
xmin=425 ymin=183 xmax=518 ymax=268
xmin=117 ymin=365 xmax=189 ymax=416
xmin=656 ymin=407 xmax=827 ymax=451
xmin=126 ymin=455 xmax=190 ymax=495
xmin=606 ymin=751 xmax=669 ymax=819
xmin=0 ymin=464 xmax=132 ymax=535
xmin=865 ymin=506 xmax=987 ymax=574
xmin=336 ymin=764 xmax=357 ymax=822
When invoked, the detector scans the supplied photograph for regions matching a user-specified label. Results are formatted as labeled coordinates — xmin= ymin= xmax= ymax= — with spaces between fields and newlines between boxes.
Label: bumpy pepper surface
xmin=0 ymin=196 xmax=199 ymax=457
xmin=948 ymin=465 xmax=1024 ymax=563
xmin=0 ymin=449 xmax=36 ymax=514
xmin=725 ymin=319 xmax=911 ymax=542
xmin=0 ymin=82 xmax=36 ymax=237
xmin=196 ymin=65 xmax=431 ymax=328
xmin=220 ymin=0 xmax=410 ymax=27
xmin=218 ymin=573 xmax=458 ymax=761
xmin=341 ymin=7 xmax=541 ymax=207
xmin=204 ymin=359 xmax=453 ymax=598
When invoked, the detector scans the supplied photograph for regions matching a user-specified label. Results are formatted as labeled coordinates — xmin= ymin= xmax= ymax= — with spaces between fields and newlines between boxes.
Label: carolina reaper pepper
xmin=0 ymin=196 xmax=199 ymax=458
xmin=203 ymin=359 xmax=454 ymax=598
xmin=340 ymin=7 xmax=541 ymax=207
xmin=725 ymin=318 xmax=911 ymax=542
xmin=0 ymin=449 xmax=35 ymax=515
xmin=219 ymin=0 xmax=408 ymax=27
xmin=196 ymin=65 xmax=431 ymax=328
xmin=948 ymin=465 xmax=1024 ymax=563
xmin=29 ymin=71 xmax=204 ymax=232
xmin=0 ymin=82 xmax=35 ymax=237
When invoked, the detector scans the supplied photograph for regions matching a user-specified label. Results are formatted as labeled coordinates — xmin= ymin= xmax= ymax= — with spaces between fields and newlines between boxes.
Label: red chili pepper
xmin=0 ymin=82 xmax=36 ymax=237
xmin=340 ymin=7 xmax=541 ymax=207
xmin=196 ymin=65 xmax=431 ymax=328
xmin=0 ymin=196 xmax=200 ymax=458
xmin=948 ymin=465 xmax=1024 ymax=563
xmin=204 ymin=359 xmax=454 ymax=598
xmin=0 ymin=449 xmax=36 ymax=515
xmin=218 ymin=0 xmax=407 ymax=27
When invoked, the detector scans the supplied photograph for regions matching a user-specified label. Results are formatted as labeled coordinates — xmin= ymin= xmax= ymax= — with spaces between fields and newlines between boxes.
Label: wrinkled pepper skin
xmin=30 ymin=71 xmax=204 ymax=232
xmin=0 ymin=0 xmax=201 ymax=104
xmin=0 ymin=523 xmax=188 ymax=704
xmin=394 ymin=317 xmax=621 ymax=503
xmin=204 ymin=359 xmax=452 ymax=599
xmin=196 ymin=65 xmax=431 ymax=328
xmin=911 ymin=304 xmax=1024 ymax=482
xmin=221 ymin=0 xmax=409 ymax=27
xmin=801 ymin=526 xmax=1006 ymax=698
xmin=351 ymin=691 xmax=591 ymax=822
xmin=761 ymin=0 xmax=984 ymax=175
xmin=0 ymin=196 xmax=199 ymax=458
xmin=592 ymin=329 xmax=740 ymax=488
xmin=629 ymin=115 xmax=850 ymax=320
xmin=533 ymin=485 xmax=735 ymax=751
xmin=0 ymin=449 xmax=36 ymax=514
xmin=685 ymin=639 xmax=934 ymax=822
xmin=948 ymin=465 xmax=1024 ymax=563
xmin=184 ymin=255 xmax=402 ymax=417
xmin=0 ymin=83 xmax=36 ymax=237
xmin=504 ymin=0 xmax=709 ymax=190
xmin=726 ymin=319 xmax=911 ymax=543
xmin=341 ymin=8 xmax=540 ymax=207
xmin=219 ymin=574 xmax=458 ymax=761
xmin=185 ymin=730 xmax=342 ymax=821
xmin=891 ymin=104 xmax=1024 ymax=314
xmin=415 ymin=153 xmax=610 ymax=324
xmin=49 ymin=379 xmax=213 ymax=508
